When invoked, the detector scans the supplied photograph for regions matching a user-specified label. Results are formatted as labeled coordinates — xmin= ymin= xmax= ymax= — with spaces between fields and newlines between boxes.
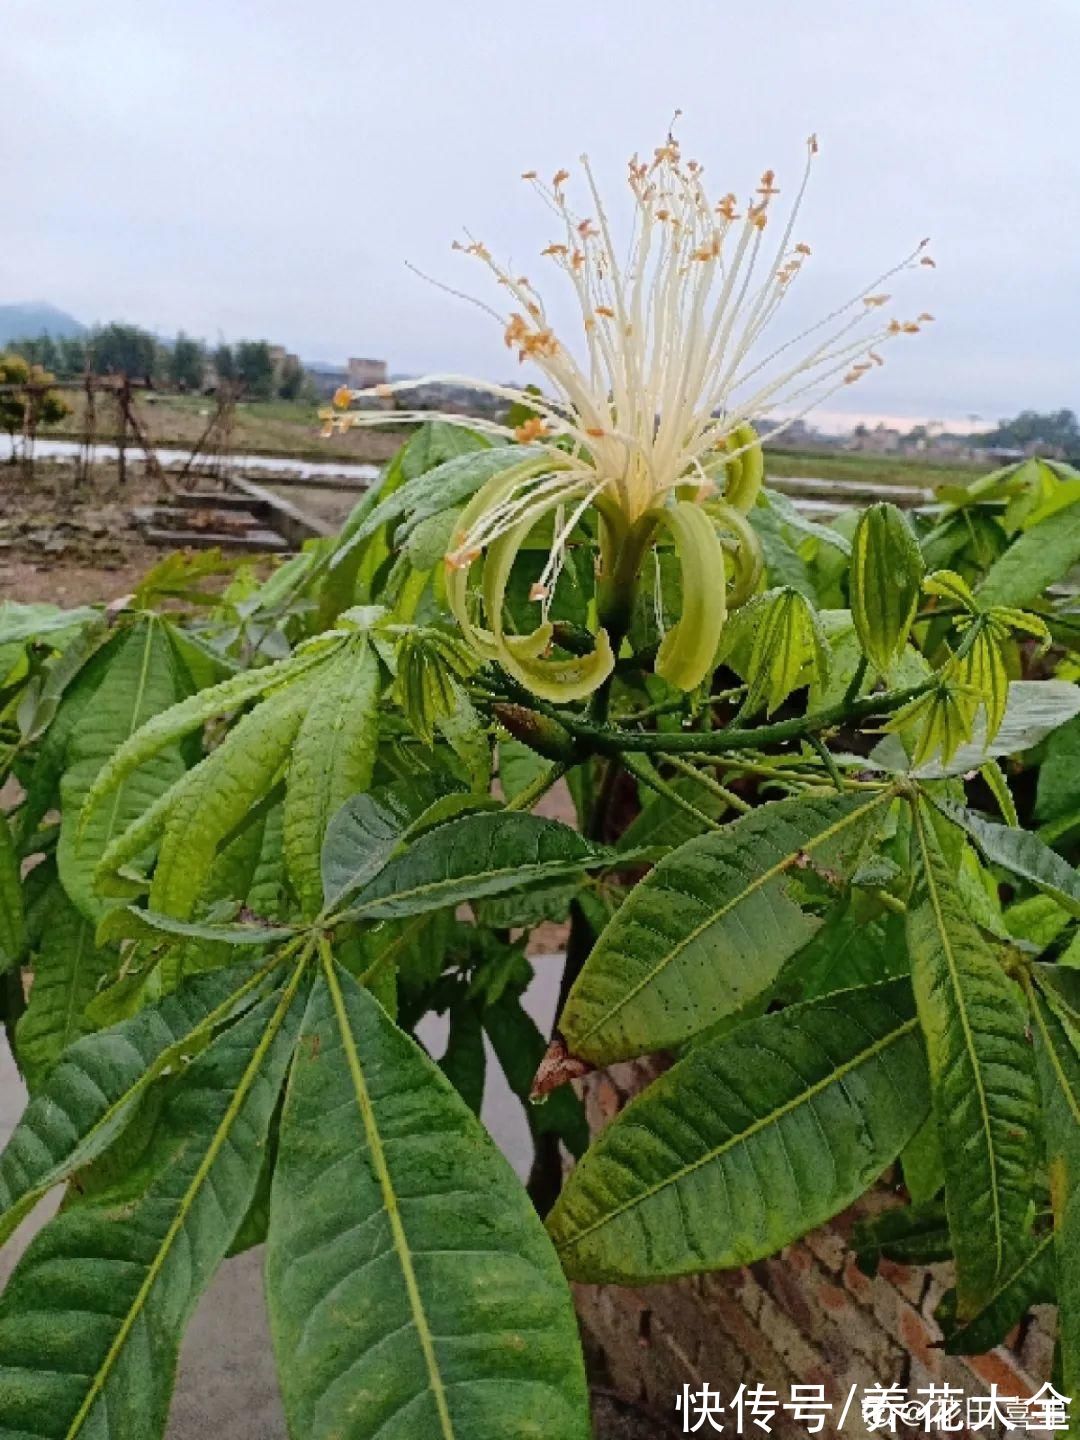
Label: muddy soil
xmin=0 ymin=464 xmax=172 ymax=605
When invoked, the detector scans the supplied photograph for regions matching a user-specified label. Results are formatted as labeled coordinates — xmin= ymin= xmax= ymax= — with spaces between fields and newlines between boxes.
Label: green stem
xmin=873 ymin=888 xmax=907 ymax=916
xmin=661 ymin=753 xmax=752 ymax=814
xmin=504 ymin=761 xmax=569 ymax=812
xmin=844 ymin=655 xmax=869 ymax=706
xmin=680 ymin=752 xmax=830 ymax=782
xmin=617 ymin=686 xmax=746 ymax=725
xmin=807 ymin=734 xmax=846 ymax=791
xmin=496 ymin=675 xmax=935 ymax=759
xmin=621 ymin=752 xmax=725 ymax=831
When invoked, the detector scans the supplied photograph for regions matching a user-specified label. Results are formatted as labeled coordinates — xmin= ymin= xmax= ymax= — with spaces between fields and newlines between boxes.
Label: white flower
xmin=335 ymin=126 xmax=932 ymax=701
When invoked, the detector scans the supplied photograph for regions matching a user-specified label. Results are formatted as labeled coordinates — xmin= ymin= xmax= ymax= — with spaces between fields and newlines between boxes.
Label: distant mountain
xmin=0 ymin=303 xmax=85 ymax=345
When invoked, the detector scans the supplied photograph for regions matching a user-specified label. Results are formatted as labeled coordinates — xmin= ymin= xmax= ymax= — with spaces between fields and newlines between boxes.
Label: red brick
xmin=899 ymin=1305 xmax=942 ymax=1374
xmin=818 ymin=1282 xmax=849 ymax=1313
xmin=803 ymin=1225 xmax=847 ymax=1274
xmin=841 ymin=1256 xmax=877 ymax=1305
xmin=961 ymin=1348 xmax=1036 ymax=1398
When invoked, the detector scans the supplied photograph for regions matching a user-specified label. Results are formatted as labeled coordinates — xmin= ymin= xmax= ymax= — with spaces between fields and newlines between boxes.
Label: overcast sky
xmin=4 ymin=0 xmax=1079 ymax=428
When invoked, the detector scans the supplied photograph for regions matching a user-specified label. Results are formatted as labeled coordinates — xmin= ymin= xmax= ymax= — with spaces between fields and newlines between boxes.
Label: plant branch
xmin=490 ymin=674 xmax=935 ymax=759
xmin=621 ymin=752 xmax=725 ymax=831
xmin=504 ymin=761 xmax=569 ymax=812
xmin=660 ymin=753 xmax=752 ymax=814
xmin=806 ymin=733 xmax=846 ymax=791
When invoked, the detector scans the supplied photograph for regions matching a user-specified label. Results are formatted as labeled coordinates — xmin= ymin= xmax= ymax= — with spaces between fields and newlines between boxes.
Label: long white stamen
xmin=332 ymin=129 xmax=931 ymax=583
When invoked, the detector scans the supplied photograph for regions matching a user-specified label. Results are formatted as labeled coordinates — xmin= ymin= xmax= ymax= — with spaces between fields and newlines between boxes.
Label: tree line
xmin=4 ymin=324 xmax=308 ymax=401
xmin=977 ymin=407 xmax=1080 ymax=456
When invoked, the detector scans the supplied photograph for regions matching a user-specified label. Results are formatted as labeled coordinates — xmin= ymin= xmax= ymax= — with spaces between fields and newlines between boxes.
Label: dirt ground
xmin=0 ymin=465 xmax=174 ymax=605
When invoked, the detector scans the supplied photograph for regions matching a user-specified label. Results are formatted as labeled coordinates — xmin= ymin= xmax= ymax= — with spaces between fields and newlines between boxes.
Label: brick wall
xmin=575 ymin=1060 xmax=1056 ymax=1440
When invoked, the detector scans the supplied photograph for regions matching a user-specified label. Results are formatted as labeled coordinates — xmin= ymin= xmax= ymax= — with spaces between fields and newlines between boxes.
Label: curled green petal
xmin=445 ymin=460 xmax=562 ymax=663
xmin=484 ymin=517 xmax=614 ymax=701
xmin=705 ymin=499 xmax=764 ymax=607
xmin=506 ymin=631 xmax=615 ymax=703
xmin=723 ymin=423 xmax=764 ymax=513
xmin=446 ymin=474 xmax=613 ymax=702
xmin=654 ymin=501 xmax=728 ymax=692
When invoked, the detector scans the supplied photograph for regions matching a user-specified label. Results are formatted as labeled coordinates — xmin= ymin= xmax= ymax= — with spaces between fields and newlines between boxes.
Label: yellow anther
xmin=515 ymin=417 xmax=549 ymax=443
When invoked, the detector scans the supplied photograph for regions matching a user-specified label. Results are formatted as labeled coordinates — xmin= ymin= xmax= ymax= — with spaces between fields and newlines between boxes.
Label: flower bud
xmin=494 ymin=703 xmax=578 ymax=762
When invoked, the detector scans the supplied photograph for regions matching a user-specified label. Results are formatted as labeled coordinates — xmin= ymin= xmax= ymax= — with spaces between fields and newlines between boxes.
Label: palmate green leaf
xmin=16 ymin=880 xmax=116 ymax=1090
xmin=934 ymin=796 xmax=1080 ymax=917
xmin=342 ymin=809 xmax=615 ymax=922
xmin=980 ymin=758 xmax=1019 ymax=827
xmin=16 ymin=615 xmax=112 ymax=747
xmin=884 ymin=676 xmax=978 ymax=770
xmin=936 ymin=1231 xmax=1056 ymax=1356
xmin=739 ymin=587 xmax=829 ymax=716
xmin=850 ymin=502 xmax=925 ymax=674
xmin=58 ymin=617 xmax=189 ymax=921
xmin=1037 ymin=714 xmax=1080 ymax=825
xmin=497 ymin=736 xmax=551 ymax=804
xmin=900 ymin=1113 xmax=946 ymax=1205
xmin=76 ymin=642 xmax=331 ymax=826
xmin=560 ymin=789 xmax=893 ymax=1064
xmin=871 ymin=679 xmax=1080 ymax=778
xmin=906 ymin=800 xmax=1039 ymax=1317
xmin=616 ymin=774 xmax=729 ymax=853
xmin=0 ymin=600 xmax=99 ymax=646
xmin=976 ymin=498 xmax=1080 ymax=607
xmin=438 ymin=1002 xmax=486 ymax=1115
xmin=435 ymin=688 xmax=492 ymax=793
xmin=852 ymin=1203 xmax=953 ymax=1273
xmin=394 ymin=630 xmax=478 ymax=747
xmin=0 ymin=959 xmax=276 ymax=1246
xmin=330 ymin=443 xmax=542 ymax=570
xmin=0 ymin=813 xmax=25 ymax=973
xmin=757 ymin=488 xmax=851 ymax=556
xmin=398 ymin=418 xmax=493 ymax=480
xmin=320 ymin=776 xmax=459 ymax=911
xmin=147 ymin=681 xmax=313 ymax=919
xmin=548 ymin=979 xmax=927 ymax=1283
xmin=777 ymin=898 xmax=907 ymax=1005
xmin=97 ymin=904 xmax=296 ymax=948
xmin=282 ymin=640 xmax=381 ymax=916
xmin=265 ymin=957 xmax=590 ymax=1440
xmin=1030 ymin=977 xmax=1080 ymax=1403
xmin=14 ymin=629 xmax=124 ymax=846
xmin=0 ymin=959 xmax=306 ymax=1440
